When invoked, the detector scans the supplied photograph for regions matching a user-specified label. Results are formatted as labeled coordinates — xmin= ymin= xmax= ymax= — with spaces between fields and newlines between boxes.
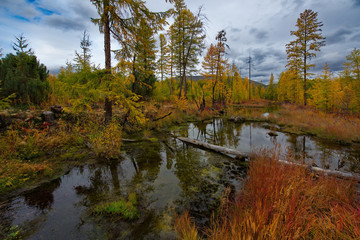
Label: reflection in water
xmin=24 ymin=178 xmax=61 ymax=211
xmin=178 ymin=119 xmax=360 ymax=172
xmin=1 ymin=118 xmax=360 ymax=239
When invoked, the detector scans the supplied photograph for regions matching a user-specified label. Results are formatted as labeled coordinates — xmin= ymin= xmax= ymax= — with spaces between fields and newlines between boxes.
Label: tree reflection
xmin=23 ymin=178 xmax=62 ymax=210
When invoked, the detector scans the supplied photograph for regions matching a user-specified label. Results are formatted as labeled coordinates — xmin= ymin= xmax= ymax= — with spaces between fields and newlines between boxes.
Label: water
xmin=1 ymin=119 xmax=359 ymax=239
xmin=173 ymin=119 xmax=360 ymax=171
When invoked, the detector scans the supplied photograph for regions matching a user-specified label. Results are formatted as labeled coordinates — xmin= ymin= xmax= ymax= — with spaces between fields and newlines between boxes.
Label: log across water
xmin=176 ymin=136 xmax=248 ymax=159
xmin=174 ymin=136 xmax=360 ymax=182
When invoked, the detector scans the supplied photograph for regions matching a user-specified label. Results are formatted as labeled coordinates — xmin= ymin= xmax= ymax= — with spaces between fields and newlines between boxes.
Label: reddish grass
xmin=176 ymin=149 xmax=360 ymax=239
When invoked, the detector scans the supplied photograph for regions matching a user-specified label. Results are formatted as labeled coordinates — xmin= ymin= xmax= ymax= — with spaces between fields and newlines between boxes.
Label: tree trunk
xmin=103 ymin=0 xmax=112 ymax=123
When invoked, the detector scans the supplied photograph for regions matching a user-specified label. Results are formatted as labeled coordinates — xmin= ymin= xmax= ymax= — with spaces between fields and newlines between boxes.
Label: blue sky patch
xmin=12 ymin=15 xmax=31 ymax=22
xmin=36 ymin=7 xmax=57 ymax=16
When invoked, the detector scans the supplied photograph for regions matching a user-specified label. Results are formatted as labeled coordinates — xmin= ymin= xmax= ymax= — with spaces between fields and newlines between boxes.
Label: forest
xmin=1 ymin=0 xmax=360 ymax=239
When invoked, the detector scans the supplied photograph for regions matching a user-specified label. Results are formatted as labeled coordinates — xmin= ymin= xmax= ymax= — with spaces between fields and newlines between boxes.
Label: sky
xmin=0 ymin=0 xmax=359 ymax=84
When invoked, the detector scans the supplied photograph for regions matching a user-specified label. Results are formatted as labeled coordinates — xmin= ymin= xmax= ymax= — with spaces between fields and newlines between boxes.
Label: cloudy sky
xmin=1 ymin=0 xmax=359 ymax=84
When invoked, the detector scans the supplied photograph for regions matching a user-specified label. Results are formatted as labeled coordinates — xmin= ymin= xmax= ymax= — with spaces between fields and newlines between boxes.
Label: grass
xmin=176 ymin=149 xmax=360 ymax=240
xmin=92 ymin=193 xmax=139 ymax=220
xmin=227 ymin=102 xmax=360 ymax=143
xmin=270 ymin=104 xmax=360 ymax=143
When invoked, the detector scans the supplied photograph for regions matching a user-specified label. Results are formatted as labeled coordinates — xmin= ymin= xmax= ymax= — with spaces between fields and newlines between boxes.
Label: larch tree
xmin=131 ymin=18 xmax=158 ymax=97
xmin=202 ymin=44 xmax=217 ymax=103
xmin=168 ymin=0 xmax=206 ymax=98
xmin=215 ymin=30 xmax=228 ymax=105
xmin=91 ymin=0 xmax=169 ymax=122
xmin=286 ymin=9 xmax=325 ymax=106
xmin=266 ymin=73 xmax=277 ymax=100
xmin=114 ymin=16 xmax=157 ymax=97
xmin=309 ymin=63 xmax=332 ymax=111
xmin=157 ymin=33 xmax=170 ymax=82
xmin=343 ymin=48 xmax=360 ymax=107
xmin=231 ymin=69 xmax=245 ymax=103
xmin=344 ymin=48 xmax=360 ymax=85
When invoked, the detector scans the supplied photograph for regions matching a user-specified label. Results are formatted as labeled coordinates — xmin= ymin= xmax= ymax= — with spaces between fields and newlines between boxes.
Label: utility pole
xmin=247 ymin=54 xmax=252 ymax=100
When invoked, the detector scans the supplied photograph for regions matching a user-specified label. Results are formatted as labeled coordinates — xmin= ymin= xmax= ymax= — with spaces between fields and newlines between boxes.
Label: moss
xmin=148 ymin=137 xmax=158 ymax=143
xmin=92 ymin=193 xmax=139 ymax=220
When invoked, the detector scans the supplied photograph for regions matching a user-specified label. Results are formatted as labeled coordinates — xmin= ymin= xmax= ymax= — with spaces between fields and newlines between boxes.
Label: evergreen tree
xmin=12 ymin=33 xmax=33 ymax=55
xmin=286 ymin=9 xmax=325 ymax=106
xmin=0 ymin=36 xmax=49 ymax=105
xmin=74 ymin=30 xmax=92 ymax=72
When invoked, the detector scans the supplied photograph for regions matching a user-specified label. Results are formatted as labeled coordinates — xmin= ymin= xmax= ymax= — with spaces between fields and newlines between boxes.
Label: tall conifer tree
xmin=286 ymin=9 xmax=325 ymax=106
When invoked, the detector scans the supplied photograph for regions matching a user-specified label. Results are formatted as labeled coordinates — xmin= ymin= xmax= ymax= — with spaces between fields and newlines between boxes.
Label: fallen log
xmin=174 ymin=136 xmax=360 ymax=182
xmin=122 ymin=138 xmax=140 ymax=142
xmin=153 ymin=112 xmax=172 ymax=122
xmin=176 ymin=136 xmax=247 ymax=160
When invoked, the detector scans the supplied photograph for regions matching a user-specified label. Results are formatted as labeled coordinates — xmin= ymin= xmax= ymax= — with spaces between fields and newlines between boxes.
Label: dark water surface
xmin=1 ymin=119 xmax=359 ymax=239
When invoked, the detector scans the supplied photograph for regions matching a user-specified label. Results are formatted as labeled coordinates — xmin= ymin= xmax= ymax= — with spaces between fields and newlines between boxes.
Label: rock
xmin=51 ymin=105 xmax=63 ymax=114
xmin=41 ymin=111 xmax=55 ymax=123
xmin=267 ymin=131 xmax=278 ymax=137
xmin=229 ymin=115 xmax=245 ymax=123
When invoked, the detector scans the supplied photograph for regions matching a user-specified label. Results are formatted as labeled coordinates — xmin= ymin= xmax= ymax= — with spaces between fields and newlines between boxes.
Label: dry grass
xmin=272 ymin=104 xmax=360 ymax=142
xmin=175 ymin=212 xmax=201 ymax=240
xmin=176 ymin=149 xmax=360 ymax=240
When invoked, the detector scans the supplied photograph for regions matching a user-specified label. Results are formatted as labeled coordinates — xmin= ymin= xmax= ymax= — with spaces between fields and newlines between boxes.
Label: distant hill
xmin=186 ymin=75 xmax=266 ymax=87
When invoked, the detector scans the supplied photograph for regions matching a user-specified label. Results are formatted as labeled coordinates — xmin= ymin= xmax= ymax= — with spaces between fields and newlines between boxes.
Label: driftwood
xmin=176 ymin=136 xmax=247 ymax=159
xmin=175 ymin=136 xmax=360 ymax=182
xmin=122 ymin=138 xmax=140 ymax=142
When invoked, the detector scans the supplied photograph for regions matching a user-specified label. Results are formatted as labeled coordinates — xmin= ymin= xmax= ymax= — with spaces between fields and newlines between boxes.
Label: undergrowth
xmin=176 ymin=149 xmax=360 ymax=239
xmin=0 ymin=114 xmax=123 ymax=194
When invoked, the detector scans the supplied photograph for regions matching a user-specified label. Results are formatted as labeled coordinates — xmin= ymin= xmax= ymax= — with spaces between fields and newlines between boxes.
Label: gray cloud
xmin=1 ymin=0 xmax=359 ymax=83
xmin=0 ymin=0 xmax=40 ymax=20
xmin=249 ymin=28 xmax=268 ymax=41
xmin=350 ymin=33 xmax=360 ymax=42
xmin=327 ymin=28 xmax=353 ymax=45
xmin=43 ymin=15 xmax=85 ymax=31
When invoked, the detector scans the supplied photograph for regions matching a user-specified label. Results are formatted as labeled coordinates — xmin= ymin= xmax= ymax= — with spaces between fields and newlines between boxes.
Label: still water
xmin=1 ymin=119 xmax=359 ymax=239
